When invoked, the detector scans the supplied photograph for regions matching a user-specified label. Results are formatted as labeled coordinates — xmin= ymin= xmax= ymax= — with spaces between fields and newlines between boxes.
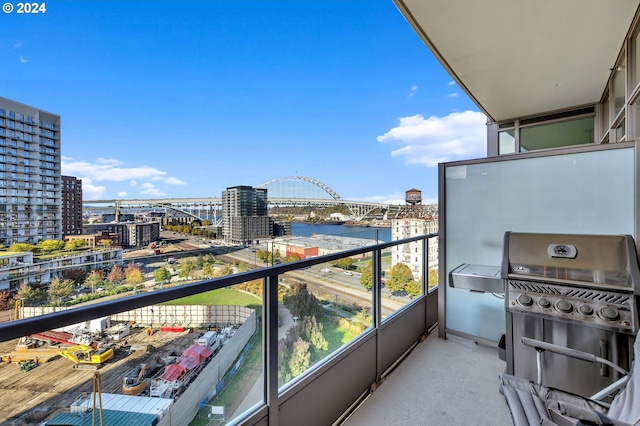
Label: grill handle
xmin=521 ymin=337 xmax=596 ymax=363
xmin=521 ymin=337 xmax=628 ymax=376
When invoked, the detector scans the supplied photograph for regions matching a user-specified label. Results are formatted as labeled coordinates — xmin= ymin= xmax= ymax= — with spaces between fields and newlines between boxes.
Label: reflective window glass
xmin=520 ymin=116 xmax=594 ymax=152
xmin=613 ymin=59 xmax=627 ymax=115
xmin=498 ymin=130 xmax=516 ymax=154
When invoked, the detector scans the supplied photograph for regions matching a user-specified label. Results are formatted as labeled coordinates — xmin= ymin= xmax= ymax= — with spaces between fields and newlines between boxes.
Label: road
xmin=122 ymin=233 xmax=407 ymax=317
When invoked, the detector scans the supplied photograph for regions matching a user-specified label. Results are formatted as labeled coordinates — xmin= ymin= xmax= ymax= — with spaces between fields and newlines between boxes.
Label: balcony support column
xmin=264 ymin=274 xmax=279 ymax=426
xmin=372 ymin=248 xmax=383 ymax=382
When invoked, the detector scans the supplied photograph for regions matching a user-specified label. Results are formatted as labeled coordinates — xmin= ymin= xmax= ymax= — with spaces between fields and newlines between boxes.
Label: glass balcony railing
xmin=0 ymin=233 xmax=438 ymax=426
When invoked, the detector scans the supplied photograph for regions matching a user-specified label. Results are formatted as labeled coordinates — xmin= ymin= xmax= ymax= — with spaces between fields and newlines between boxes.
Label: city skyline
xmin=1 ymin=1 xmax=486 ymax=204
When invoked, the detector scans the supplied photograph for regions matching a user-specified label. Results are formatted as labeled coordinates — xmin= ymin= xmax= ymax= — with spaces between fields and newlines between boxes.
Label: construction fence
xmin=21 ymin=305 xmax=255 ymax=328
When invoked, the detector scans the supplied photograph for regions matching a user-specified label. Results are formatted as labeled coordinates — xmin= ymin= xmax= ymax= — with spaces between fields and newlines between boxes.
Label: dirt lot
xmin=0 ymin=326 xmax=201 ymax=425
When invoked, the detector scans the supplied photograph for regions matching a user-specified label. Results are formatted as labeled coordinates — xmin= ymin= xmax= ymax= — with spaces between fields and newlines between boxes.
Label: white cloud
xmin=19 ymin=56 xmax=27 ymax=63
xmin=165 ymin=177 xmax=186 ymax=185
xmin=447 ymin=81 xmax=456 ymax=86
xmin=358 ymin=192 xmax=439 ymax=206
xmin=376 ymin=110 xmax=487 ymax=166
xmin=62 ymin=157 xmax=185 ymax=199
xmin=62 ymin=157 xmax=168 ymax=182
xmin=359 ymin=193 xmax=406 ymax=205
xmin=96 ymin=158 xmax=125 ymax=166
xmin=408 ymin=85 xmax=418 ymax=97
xmin=79 ymin=177 xmax=106 ymax=200
xmin=141 ymin=182 xmax=165 ymax=196
xmin=13 ymin=41 xmax=22 ymax=48
xmin=447 ymin=93 xmax=459 ymax=98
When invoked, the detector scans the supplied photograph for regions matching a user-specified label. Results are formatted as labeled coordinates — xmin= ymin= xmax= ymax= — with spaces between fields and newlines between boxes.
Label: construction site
xmin=0 ymin=305 xmax=257 ymax=426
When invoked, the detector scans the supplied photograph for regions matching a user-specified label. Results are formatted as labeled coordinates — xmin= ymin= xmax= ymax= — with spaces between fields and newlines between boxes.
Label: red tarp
xmin=183 ymin=344 xmax=211 ymax=362
xmin=159 ymin=326 xmax=184 ymax=332
xmin=159 ymin=363 xmax=186 ymax=382
xmin=176 ymin=355 xmax=199 ymax=370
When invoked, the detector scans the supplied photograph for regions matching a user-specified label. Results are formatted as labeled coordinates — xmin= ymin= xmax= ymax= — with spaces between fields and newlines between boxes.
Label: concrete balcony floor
xmin=343 ymin=332 xmax=512 ymax=425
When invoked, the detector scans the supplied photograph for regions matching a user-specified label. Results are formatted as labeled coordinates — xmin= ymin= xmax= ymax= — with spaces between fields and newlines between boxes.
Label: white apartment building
xmin=390 ymin=189 xmax=438 ymax=280
xmin=391 ymin=218 xmax=438 ymax=280
xmin=0 ymin=97 xmax=62 ymax=246
xmin=0 ymin=248 xmax=123 ymax=292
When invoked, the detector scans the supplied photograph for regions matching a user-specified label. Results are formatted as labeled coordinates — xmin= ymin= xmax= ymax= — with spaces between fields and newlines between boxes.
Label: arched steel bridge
xmin=84 ymin=176 xmax=398 ymax=222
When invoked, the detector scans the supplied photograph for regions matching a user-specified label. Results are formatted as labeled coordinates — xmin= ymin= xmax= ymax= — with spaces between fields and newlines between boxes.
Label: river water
xmin=291 ymin=222 xmax=391 ymax=243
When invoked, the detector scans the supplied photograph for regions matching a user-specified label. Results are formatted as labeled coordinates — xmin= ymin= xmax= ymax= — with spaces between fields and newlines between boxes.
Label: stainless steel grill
xmin=502 ymin=232 xmax=639 ymax=397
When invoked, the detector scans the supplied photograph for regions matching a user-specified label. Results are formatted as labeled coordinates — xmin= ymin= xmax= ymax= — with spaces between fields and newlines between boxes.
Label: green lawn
xmin=321 ymin=315 xmax=361 ymax=350
xmin=164 ymin=287 xmax=262 ymax=314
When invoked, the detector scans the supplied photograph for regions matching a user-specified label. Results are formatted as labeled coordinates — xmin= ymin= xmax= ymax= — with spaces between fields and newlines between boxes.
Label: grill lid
xmin=501 ymin=232 xmax=640 ymax=292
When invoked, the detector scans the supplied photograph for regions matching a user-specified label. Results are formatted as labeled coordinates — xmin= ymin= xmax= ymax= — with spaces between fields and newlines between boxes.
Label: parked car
xmin=343 ymin=271 xmax=353 ymax=276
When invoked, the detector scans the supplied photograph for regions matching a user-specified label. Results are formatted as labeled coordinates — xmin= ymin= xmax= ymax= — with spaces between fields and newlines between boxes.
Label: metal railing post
xmin=372 ymin=247 xmax=383 ymax=382
xmin=264 ymin=274 xmax=279 ymax=426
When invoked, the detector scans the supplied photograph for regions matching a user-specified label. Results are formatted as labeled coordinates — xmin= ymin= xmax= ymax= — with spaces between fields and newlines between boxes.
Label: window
xmin=498 ymin=129 xmax=516 ymax=154
xmin=615 ymin=119 xmax=626 ymax=142
xmin=613 ymin=61 xmax=627 ymax=116
xmin=520 ymin=116 xmax=594 ymax=151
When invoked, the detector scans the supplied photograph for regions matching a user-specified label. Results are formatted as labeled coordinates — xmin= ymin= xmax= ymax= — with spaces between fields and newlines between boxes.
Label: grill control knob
xmin=599 ymin=306 xmax=620 ymax=321
xmin=538 ymin=298 xmax=551 ymax=309
xmin=578 ymin=304 xmax=594 ymax=316
xmin=555 ymin=300 xmax=573 ymax=313
xmin=518 ymin=294 xmax=533 ymax=307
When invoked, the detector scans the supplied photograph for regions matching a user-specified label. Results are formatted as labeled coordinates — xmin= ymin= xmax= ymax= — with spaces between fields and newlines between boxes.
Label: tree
xmin=154 ymin=267 xmax=172 ymax=284
xmin=16 ymin=283 xmax=46 ymax=306
xmin=178 ymin=262 xmax=195 ymax=279
xmin=125 ymin=263 xmax=144 ymax=287
xmin=332 ymin=257 xmax=353 ymax=270
xmin=8 ymin=243 xmax=36 ymax=253
xmin=214 ymin=264 xmax=232 ymax=277
xmin=97 ymin=239 xmax=112 ymax=248
xmin=360 ymin=261 xmax=373 ymax=290
xmin=236 ymin=261 xmax=249 ymax=272
xmin=107 ymin=264 xmax=125 ymax=285
xmin=284 ymin=253 xmax=301 ymax=263
xmin=201 ymin=263 xmax=215 ymax=278
xmin=63 ymin=268 xmax=87 ymax=285
xmin=256 ymin=250 xmax=270 ymax=262
xmin=65 ymin=239 xmax=87 ymax=251
xmin=37 ymin=239 xmax=66 ymax=253
xmin=301 ymin=316 xmax=328 ymax=356
xmin=48 ymin=277 xmax=75 ymax=306
xmin=0 ymin=290 xmax=13 ymax=311
xmin=283 ymin=283 xmax=323 ymax=319
xmin=386 ymin=262 xmax=414 ymax=293
xmin=427 ymin=269 xmax=439 ymax=290
xmin=288 ymin=337 xmax=311 ymax=378
xmin=84 ymin=270 xmax=106 ymax=293
xmin=405 ymin=279 xmax=422 ymax=299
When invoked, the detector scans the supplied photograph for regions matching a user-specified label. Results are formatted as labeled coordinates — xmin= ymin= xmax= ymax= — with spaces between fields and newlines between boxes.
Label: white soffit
xmin=395 ymin=0 xmax=640 ymax=122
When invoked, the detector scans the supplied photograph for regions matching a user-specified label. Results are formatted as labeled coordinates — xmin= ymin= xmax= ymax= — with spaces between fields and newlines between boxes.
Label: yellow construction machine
xmin=58 ymin=345 xmax=114 ymax=369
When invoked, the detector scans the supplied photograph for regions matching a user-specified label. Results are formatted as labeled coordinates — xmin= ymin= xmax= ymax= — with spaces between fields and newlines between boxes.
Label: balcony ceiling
xmin=394 ymin=0 xmax=640 ymax=122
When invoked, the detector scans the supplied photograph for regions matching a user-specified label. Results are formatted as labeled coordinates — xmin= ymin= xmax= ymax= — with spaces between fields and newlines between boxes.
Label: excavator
xmin=58 ymin=345 xmax=113 ymax=369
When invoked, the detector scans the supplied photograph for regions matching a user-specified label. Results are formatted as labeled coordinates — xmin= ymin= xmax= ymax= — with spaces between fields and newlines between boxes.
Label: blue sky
xmin=1 ymin=1 xmax=486 ymax=204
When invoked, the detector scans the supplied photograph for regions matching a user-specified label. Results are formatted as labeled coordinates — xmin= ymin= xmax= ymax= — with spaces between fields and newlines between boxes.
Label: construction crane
xmin=92 ymin=371 xmax=103 ymax=426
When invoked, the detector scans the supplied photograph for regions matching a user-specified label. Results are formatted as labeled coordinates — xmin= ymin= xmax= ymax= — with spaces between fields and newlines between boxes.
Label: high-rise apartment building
xmin=222 ymin=185 xmax=272 ymax=245
xmin=0 ymin=97 xmax=61 ymax=245
xmin=61 ymin=175 xmax=82 ymax=237
xmin=391 ymin=189 xmax=439 ymax=280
